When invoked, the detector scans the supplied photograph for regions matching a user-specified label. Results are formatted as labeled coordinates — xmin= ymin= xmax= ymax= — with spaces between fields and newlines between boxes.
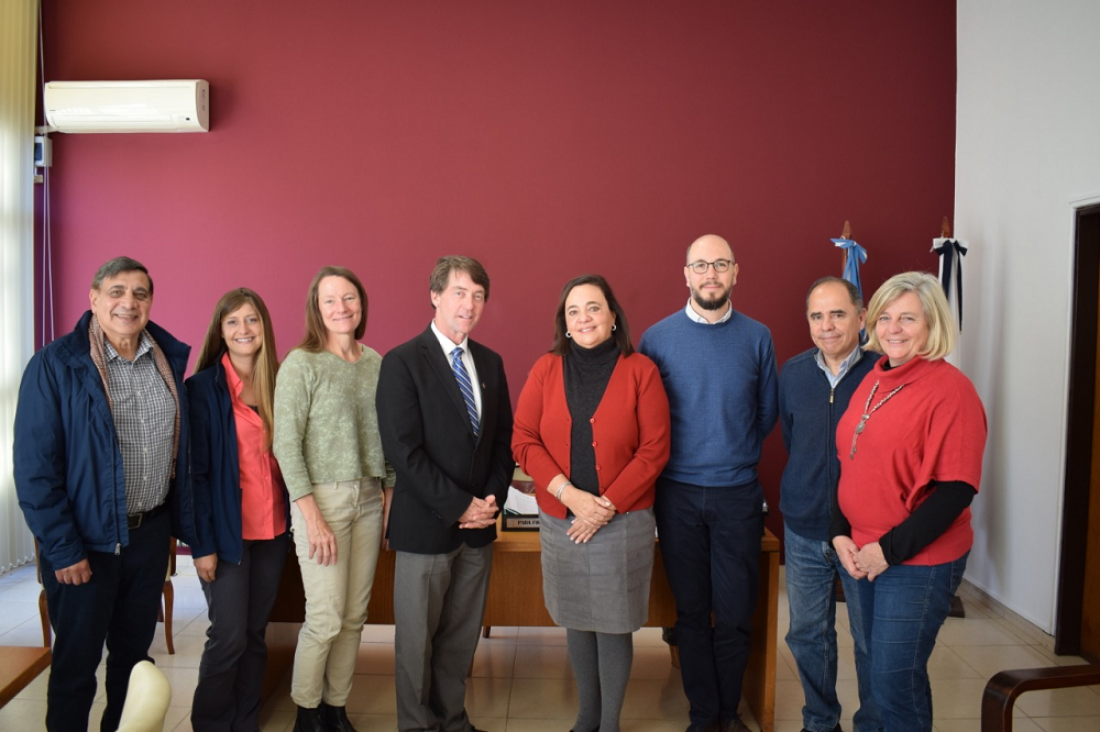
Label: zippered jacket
xmin=778 ymin=347 xmax=875 ymax=541
xmin=14 ymin=310 xmax=201 ymax=568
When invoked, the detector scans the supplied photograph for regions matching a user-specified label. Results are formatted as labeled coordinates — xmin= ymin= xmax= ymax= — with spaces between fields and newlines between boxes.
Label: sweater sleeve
xmin=908 ymin=373 xmax=987 ymax=510
xmin=757 ymin=334 xmax=780 ymax=441
xmin=599 ymin=358 xmax=671 ymax=511
xmin=878 ymin=481 xmax=976 ymax=564
xmin=512 ymin=357 xmax=568 ymax=510
xmin=272 ymin=352 xmax=315 ymax=501
xmin=829 ymin=465 xmax=852 ymax=541
xmin=778 ymin=368 xmax=793 ymax=454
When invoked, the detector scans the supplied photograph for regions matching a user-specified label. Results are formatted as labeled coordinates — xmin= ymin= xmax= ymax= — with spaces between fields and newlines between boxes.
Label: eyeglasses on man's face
xmin=687 ymin=259 xmax=733 ymax=274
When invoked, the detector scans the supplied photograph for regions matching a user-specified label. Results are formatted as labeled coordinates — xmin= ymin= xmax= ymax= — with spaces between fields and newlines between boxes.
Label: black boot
xmin=321 ymin=701 xmax=359 ymax=732
xmin=294 ymin=705 xmax=326 ymax=732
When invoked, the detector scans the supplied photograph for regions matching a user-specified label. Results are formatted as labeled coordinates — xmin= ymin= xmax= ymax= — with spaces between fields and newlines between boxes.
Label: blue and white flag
xmin=832 ymin=237 xmax=867 ymax=302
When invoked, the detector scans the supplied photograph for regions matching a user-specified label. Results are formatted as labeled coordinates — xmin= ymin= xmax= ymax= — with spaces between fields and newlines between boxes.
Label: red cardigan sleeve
xmin=512 ymin=354 xmax=571 ymax=518
xmin=597 ymin=355 xmax=670 ymax=512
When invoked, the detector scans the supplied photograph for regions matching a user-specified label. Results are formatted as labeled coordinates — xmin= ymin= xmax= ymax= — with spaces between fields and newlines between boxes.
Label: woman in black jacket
xmin=187 ymin=288 xmax=289 ymax=732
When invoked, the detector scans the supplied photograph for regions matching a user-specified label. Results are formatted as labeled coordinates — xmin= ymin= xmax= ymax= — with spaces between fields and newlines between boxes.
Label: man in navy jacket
xmin=14 ymin=256 xmax=205 ymax=732
xmin=778 ymin=277 xmax=878 ymax=732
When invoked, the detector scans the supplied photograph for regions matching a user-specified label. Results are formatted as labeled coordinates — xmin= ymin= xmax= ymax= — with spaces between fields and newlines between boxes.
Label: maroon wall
xmin=39 ymin=0 xmax=956 ymax=538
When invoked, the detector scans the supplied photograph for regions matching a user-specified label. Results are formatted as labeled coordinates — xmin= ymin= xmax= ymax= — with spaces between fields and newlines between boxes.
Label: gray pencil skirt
xmin=539 ymin=507 xmax=656 ymax=634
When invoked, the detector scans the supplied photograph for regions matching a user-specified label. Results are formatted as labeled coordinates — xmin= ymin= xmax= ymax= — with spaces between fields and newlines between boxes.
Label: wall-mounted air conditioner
xmin=43 ymin=80 xmax=209 ymax=133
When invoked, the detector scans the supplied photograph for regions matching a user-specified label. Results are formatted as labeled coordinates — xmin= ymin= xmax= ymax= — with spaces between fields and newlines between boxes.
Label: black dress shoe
xmin=294 ymin=706 xmax=326 ymax=732
xmin=320 ymin=702 xmax=359 ymax=732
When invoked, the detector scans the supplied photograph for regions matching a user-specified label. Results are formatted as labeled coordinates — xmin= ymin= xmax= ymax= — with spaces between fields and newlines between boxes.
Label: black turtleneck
xmin=563 ymin=338 xmax=620 ymax=496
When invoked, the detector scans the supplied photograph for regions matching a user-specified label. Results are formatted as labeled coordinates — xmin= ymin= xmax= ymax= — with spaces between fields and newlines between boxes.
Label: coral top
xmin=224 ymin=354 xmax=286 ymax=540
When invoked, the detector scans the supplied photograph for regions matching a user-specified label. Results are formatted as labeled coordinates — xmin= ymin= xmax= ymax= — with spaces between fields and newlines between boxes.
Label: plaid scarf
xmin=89 ymin=315 xmax=181 ymax=478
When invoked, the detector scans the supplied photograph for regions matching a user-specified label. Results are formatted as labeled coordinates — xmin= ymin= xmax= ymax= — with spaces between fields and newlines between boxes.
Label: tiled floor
xmin=1 ymin=556 xmax=1097 ymax=731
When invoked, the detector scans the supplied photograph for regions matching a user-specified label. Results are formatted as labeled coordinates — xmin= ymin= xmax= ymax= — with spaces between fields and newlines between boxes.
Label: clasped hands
xmin=561 ymin=487 xmax=616 ymax=545
xmin=832 ymin=536 xmax=889 ymax=582
xmin=458 ymin=494 xmax=499 ymax=530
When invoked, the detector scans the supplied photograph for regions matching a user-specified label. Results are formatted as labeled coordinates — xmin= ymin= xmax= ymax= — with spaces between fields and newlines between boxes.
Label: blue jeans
xmin=784 ymin=525 xmax=879 ymax=732
xmin=655 ymin=477 xmax=763 ymax=727
xmin=855 ymin=554 xmax=968 ymax=732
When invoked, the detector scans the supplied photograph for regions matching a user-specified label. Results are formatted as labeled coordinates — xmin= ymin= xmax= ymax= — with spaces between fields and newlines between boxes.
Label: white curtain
xmin=0 ymin=0 xmax=39 ymax=574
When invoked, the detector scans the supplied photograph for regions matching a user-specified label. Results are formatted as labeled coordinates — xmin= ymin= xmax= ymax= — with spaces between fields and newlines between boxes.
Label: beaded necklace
xmin=848 ymin=380 xmax=905 ymax=459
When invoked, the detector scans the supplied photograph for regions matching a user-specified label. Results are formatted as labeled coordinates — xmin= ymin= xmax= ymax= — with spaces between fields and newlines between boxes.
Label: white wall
xmin=956 ymin=0 xmax=1100 ymax=632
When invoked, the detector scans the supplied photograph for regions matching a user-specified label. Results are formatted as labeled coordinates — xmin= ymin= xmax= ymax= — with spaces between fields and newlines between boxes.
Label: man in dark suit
xmin=378 ymin=255 xmax=514 ymax=732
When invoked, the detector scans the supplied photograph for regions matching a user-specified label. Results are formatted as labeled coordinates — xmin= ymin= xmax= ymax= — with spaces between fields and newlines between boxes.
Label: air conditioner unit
xmin=43 ymin=80 xmax=209 ymax=133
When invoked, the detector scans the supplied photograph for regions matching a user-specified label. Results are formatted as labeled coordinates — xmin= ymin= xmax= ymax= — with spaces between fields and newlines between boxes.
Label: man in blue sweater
xmin=778 ymin=277 xmax=878 ymax=732
xmin=639 ymin=234 xmax=778 ymax=732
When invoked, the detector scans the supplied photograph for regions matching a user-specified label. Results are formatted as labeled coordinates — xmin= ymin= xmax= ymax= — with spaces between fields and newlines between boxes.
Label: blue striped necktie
xmin=450 ymin=347 xmax=480 ymax=438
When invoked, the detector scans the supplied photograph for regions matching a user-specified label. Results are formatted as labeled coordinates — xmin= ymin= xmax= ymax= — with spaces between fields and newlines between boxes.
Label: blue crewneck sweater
xmin=639 ymin=308 xmax=778 ymax=487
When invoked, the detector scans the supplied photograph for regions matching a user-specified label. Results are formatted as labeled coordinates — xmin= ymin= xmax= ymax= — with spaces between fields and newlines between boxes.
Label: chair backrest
xmin=116 ymin=661 xmax=171 ymax=732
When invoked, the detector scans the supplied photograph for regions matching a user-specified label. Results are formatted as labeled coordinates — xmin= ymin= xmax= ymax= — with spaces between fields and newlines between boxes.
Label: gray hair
xmin=90 ymin=256 xmax=153 ymax=295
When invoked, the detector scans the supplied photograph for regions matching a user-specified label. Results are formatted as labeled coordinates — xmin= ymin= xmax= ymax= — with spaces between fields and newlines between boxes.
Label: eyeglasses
xmin=688 ymin=259 xmax=733 ymax=274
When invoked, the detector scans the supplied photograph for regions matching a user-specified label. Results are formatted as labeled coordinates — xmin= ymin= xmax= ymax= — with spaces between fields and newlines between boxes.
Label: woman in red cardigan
xmin=513 ymin=274 xmax=671 ymax=732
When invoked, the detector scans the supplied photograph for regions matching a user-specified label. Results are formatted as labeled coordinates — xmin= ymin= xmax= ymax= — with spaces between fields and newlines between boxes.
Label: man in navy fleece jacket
xmin=779 ymin=277 xmax=878 ymax=732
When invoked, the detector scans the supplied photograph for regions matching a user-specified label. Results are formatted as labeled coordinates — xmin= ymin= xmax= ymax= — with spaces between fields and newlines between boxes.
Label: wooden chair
xmin=0 ymin=646 xmax=51 ymax=708
xmin=35 ymin=537 xmax=178 ymax=654
xmin=981 ymin=663 xmax=1100 ymax=731
xmin=159 ymin=538 xmax=177 ymax=655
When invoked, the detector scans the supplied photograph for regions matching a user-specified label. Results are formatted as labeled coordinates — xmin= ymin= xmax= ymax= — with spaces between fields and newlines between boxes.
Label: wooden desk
xmin=0 ymin=646 xmax=51 ymax=708
xmin=268 ymin=529 xmax=780 ymax=732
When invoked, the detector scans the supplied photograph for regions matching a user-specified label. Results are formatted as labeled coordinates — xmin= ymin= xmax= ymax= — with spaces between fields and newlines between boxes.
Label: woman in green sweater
xmin=273 ymin=266 xmax=393 ymax=732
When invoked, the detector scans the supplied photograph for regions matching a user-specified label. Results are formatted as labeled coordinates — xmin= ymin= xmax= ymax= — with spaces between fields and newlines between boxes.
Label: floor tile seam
xmin=989 ymin=616 xmax=1057 ymax=649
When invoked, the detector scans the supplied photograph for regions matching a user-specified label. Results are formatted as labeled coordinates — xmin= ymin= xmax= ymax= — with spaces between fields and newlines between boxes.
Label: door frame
xmin=1057 ymin=197 xmax=1100 ymax=657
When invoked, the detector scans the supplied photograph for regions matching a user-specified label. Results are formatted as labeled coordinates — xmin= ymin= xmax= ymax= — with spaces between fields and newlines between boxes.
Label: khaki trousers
xmin=290 ymin=477 xmax=383 ymax=707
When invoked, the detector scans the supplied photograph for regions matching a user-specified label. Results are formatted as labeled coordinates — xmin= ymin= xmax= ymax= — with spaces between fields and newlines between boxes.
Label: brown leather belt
xmin=127 ymin=502 xmax=168 ymax=530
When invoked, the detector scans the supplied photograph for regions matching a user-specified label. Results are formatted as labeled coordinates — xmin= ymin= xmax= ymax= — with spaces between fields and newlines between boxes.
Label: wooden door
xmin=1084 ymin=246 xmax=1100 ymax=660
xmin=1058 ymin=204 xmax=1100 ymax=660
